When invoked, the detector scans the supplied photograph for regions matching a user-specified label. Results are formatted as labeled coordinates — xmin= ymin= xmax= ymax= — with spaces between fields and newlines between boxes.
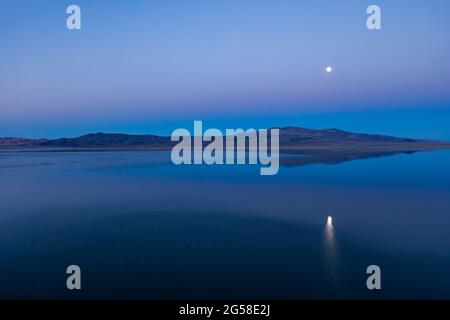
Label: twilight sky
xmin=1 ymin=0 xmax=450 ymax=139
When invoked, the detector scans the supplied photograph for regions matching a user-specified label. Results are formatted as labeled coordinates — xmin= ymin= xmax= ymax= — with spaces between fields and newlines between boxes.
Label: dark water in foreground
xmin=0 ymin=150 xmax=449 ymax=299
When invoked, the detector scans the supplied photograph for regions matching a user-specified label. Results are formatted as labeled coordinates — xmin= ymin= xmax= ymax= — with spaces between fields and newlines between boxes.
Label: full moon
xmin=326 ymin=66 xmax=333 ymax=73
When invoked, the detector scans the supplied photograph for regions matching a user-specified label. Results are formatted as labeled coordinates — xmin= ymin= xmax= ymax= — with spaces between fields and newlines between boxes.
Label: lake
xmin=0 ymin=150 xmax=449 ymax=299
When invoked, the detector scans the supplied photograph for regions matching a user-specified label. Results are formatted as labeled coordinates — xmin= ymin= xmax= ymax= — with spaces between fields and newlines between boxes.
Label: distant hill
xmin=276 ymin=127 xmax=418 ymax=145
xmin=41 ymin=133 xmax=172 ymax=148
xmin=0 ymin=137 xmax=47 ymax=146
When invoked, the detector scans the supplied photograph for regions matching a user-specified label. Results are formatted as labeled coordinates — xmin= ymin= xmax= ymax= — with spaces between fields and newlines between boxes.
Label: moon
xmin=326 ymin=66 xmax=333 ymax=73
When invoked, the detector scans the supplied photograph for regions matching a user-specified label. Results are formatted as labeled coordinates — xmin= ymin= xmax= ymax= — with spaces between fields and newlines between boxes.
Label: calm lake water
xmin=0 ymin=150 xmax=449 ymax=299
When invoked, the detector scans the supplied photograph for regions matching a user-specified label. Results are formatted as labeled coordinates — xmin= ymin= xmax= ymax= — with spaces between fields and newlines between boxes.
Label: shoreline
xmin=1 ymin=142 xmax=449 ymax=153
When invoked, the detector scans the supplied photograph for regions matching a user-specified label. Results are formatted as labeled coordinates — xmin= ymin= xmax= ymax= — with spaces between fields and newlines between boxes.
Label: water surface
xmin=0 ymin=150 xmax=449 ymax=299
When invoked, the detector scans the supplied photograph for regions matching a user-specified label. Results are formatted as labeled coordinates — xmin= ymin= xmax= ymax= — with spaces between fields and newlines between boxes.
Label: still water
xmin=0 ymin=150 xmax=449 ymax=299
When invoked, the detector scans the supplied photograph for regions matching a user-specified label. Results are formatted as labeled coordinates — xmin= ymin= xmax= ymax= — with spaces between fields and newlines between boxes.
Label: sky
xmin=0 ymin=0 xmax=450 ymax=139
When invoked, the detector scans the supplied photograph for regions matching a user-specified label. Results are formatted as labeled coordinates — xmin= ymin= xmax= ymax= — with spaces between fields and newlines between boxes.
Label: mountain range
xmin=2 ymin=127 xmax=449 ymax=166
xmin=1 ymin=127 xmax=449 ymax=166
xmin=0 ymin=127 xmax=446 ymax=148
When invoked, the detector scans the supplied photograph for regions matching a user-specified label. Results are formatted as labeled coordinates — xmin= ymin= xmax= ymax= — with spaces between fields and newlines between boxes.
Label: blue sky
xmin=0 ymin=0 xmax=449 ymax=139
